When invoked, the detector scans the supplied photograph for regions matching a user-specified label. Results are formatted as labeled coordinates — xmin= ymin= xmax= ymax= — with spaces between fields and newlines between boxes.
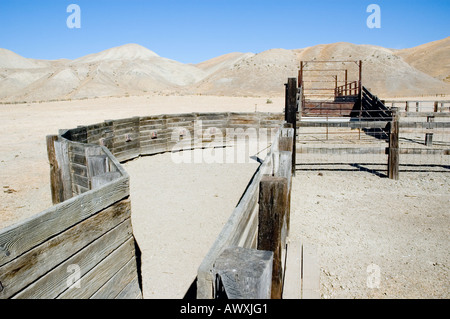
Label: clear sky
xmin=0 ymin=0 xmax=449 ymax=64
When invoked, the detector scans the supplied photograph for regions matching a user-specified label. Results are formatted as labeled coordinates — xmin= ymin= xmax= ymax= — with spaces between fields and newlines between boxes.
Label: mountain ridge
xmin=1 ymin=38 xmax=449 ymax=102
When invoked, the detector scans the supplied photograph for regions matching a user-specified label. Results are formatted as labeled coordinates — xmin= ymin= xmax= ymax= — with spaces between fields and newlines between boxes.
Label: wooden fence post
xmin=213 ymin=247 xmax=273 ymax=299
xmin=425 ymin=116 xmax=434 ymax=146
xmin=388 ymin=108 xmax=399 ymax=180
xmin=258 ymin=175 xmax=288 ymax=299
xmin=285 ymin=78 xmax=297 ymax=176
xmin=46 ymin=135 xmax=64 ymax=204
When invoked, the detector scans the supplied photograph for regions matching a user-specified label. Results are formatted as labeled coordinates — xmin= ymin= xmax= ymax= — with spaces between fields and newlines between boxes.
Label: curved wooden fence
xmin=0 ymin=111 xmax=285 ymax=299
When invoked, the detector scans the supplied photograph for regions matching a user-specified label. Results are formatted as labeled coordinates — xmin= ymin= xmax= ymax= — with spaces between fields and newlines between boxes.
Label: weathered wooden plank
xmin=398 ymin=148 xmax=450 ymax=155
xmin=302 ymin=243 xmax=320 ymax=299
xmin=90 ymin=257 xmax=138 ymax=299
xmin=237 ymin=203 xmax=259 ymax=249
xmin=299 ymin=121 xmax=389 ymax=129
xmin=197 ymin=129 xmax=279 ymax=299
xmin=72 ymin=184 xmax=89 ymax=195
xmin=399 ymin=112 xmax=450 ymax=118
xmin=296 ymin=147 xmax=387 ymax=155
xmin=0 ymin=176 xmax=129 ymax=267
xmin=62 ymin=127 xmax=88 ymax=143
xmin=257 ymin=175 xmax=288 ymax=299
xmin=282 ymin=239 xmax=302 ymax=299
xmin=115 ymin=276 xmax=142 ymax=299
xmin=213 ymin=247 xmax=273 ymax=299
xmin=58 ymin=237 xmax=136 ymax=299
xmin=55 ymin=139 xmax=73 ymax=201
xmin=140 ymin=130 xmax=170 ymax=138
xmin=139 ymin=126 xmax=166 ymax=134
xmin=47 ymin=135 xmax=64 ymax=204
xmin=113 ymin=127 xmax=140 ymax=137
xmin=12 ymin=219 xmax=133 ymax=299
xmin=388 ymin=110 xmax=400 ymax=180
xmin=114 ymin=150 xmax=141 ymax=163
xmin=68 ymin=151 xmax=87 ymax=166
xmin=70 ymin=162 xmax=88 ymax=177
xmin=276 ymin=151 xmax=292 ymax=239
xmin=140 ymin=138 xmax=168 ymax=146
xmin=113 ymin=140 xmax=140 ymax=153
xmin=72 ymin=173 xmax=89 ymax=189
xmin=91 ymin=172 xmax=122 ymax=189
xmin=0 ymin=199 xmax=131 ymax=299
xmin=87 ymin=155 xmax=108 ymax=178
xmin=68 ymin=142 xmax=88 ymax=155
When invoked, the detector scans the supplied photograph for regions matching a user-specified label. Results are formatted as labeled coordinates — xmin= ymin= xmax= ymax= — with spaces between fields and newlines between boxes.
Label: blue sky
xmin=0 ymin=0 xmax=449 ymax=64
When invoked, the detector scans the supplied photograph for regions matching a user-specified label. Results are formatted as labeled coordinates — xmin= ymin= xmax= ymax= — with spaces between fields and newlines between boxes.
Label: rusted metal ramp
xmin=298 ymin=60 xmax=392 ymax=121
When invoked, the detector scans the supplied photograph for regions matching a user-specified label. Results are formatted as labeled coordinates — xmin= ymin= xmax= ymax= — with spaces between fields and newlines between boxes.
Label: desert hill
xmin=0 ymin=39 xmax=449 ymax=102
xmin=393 ymin=37 xmax=450 ymax=83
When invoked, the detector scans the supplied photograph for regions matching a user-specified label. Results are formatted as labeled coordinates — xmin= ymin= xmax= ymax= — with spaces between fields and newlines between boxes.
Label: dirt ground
xmin=123 ymin=152 xmax=260 ymax=299
xmin=290 ymin=169 xmax=449 ymax=299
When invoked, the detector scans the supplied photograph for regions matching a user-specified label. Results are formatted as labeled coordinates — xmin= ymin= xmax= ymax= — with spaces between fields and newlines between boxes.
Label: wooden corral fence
xmin=1 ymin=111 xmax=294 ymax=299
xmin=0 ymin=141 xmax=140 ymax=299
xmin=199 ymin=124 xmax=318 ymax=299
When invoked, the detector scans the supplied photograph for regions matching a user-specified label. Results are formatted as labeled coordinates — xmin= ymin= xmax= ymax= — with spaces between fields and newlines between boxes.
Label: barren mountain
xmin=0 ymin=39 xmax=449 ymax=102
xmin=292 ymin=42 xmax=450 ymax=97
xmin=393 ymin=37 xmax=450 ymax=83
xmin=189 ymin=42 xmax=450 ymax=97
xmin=0 ymin=44 xmax=207 ymax=102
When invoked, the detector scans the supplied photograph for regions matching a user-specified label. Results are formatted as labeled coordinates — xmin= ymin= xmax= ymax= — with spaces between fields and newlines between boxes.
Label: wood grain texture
xmin=12 ymin=219 xmax=133 ymax=299
xmin=214 ymin=247 xmax=273 ymax=299
xmin=0 ymin=200 xmax=131 ymax=299
xmin=58 ymin=237 xmax=136 ymax=299
xmin=0 ymin=176 xmax=129 ymax=267
xmin=257 ymin=176 xmax=288 ymax=299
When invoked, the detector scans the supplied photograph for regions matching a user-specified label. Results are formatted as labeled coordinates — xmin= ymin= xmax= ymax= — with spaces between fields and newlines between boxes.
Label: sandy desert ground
xmin=0 ymin=94 xmax=449 ymax=299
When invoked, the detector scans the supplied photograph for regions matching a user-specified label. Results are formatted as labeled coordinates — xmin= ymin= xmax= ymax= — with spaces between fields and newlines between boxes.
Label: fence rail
xmin=200 ymin=125 xmax=297 ymax=299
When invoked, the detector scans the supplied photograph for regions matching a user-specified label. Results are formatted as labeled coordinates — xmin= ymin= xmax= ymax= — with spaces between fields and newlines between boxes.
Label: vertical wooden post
xmin=298 ymin=61 xmax=304 ymax=88
xmin=344 ymin=69 xmax=348 ymax=96
xmin=425 ymin=116 xmax=434 ymax=146
xmin=285 ymin=78 xmax=297 ymax=176
xmin=358 ymin=60 xmax=363 ymax=117
xmin=434 ymin=101 xmax=439 ymax=113
xmin=334 ymin=75 xmax=338 ymax=97
xmin=388 ymin=108 xmax=399 ymax=180
xmin=213 ymin=247 xmax=273 ymax=299
xmin=258 ymin=176 xmax=288 ymax=299
xmin=46 ymin=135 xmax=64 ymax=204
